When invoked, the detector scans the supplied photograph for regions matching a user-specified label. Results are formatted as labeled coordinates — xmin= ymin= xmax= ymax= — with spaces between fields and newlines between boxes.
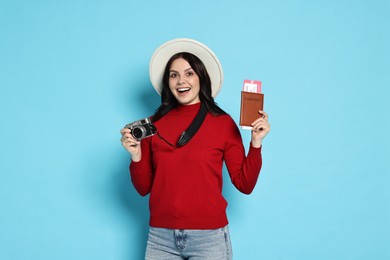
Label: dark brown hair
xmin=152 ymin=52 xmax=226 ymax=122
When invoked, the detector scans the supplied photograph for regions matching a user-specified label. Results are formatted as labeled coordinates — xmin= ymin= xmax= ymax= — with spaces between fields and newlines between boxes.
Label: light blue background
xmin=1 ymin=0 xmax=389 ymax=259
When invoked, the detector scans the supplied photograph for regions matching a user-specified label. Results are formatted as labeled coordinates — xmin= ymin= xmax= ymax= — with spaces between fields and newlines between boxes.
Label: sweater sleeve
xmin=129 ymin=137 xmax=154 ymax=196
xmin=223 ymin=117 xmax=262 ymax=195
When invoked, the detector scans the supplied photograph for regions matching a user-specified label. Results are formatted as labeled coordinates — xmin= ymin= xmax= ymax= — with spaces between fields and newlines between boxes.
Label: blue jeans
xmin=145 ymin=226 xmax=233 ymax=260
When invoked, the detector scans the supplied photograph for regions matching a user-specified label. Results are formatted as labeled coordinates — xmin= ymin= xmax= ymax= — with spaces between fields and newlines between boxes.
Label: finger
xmin=123 ymin=138 xmax=140 ymax=148
xmin=120 ymin=130 xmax=136 ymax=143
xmin=251 ymin=120 xmax=267 ymax=129
xmin=255 ymin=123 xmax=270 ymax=133
xmin=124 ymin=142 xmax=138 ymax=148
xmin=122 ymin=133 xmax=133 ymax=139
xmin=121 ymin=134 xmax=129 ymax=142
xmin=122 ymin=136 xmax=139 ymax=144
xmin=252 ymin=122 xmax=270 ymax=133
xmin=251 ymin=117 xmax=267 ymax=126
xmin=251 ymin=124 xmax=263 ymax=133
xmin=120 ymin=128 xmax=131 ymax=135
xmin=251 ymin=112 xmax=269 ymax=126
xmin=258 ymin=111 xmax=269 ymax=121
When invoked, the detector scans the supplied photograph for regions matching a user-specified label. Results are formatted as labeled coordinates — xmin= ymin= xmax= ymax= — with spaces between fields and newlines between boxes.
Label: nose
xmin=177 ymin=76 xmax=186 ymax=86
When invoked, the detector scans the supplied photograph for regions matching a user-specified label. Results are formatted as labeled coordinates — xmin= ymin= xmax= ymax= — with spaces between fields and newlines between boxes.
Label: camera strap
xmin=154 ymin=102 xmax=208 ymax=147
xmin=177 ymin=102 xmax=207 ymax=147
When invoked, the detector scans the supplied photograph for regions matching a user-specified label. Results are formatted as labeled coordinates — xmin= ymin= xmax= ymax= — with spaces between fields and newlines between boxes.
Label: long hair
xmin=152 ymin=52 xmax=226 ymax=122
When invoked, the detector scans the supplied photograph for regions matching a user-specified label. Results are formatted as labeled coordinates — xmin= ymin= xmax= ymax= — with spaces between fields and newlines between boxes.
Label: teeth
xmin=177 ymin=88 xmax=190 ymax=92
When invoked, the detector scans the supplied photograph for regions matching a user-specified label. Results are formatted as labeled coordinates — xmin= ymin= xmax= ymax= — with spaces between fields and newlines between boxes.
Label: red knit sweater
xmin=130 ymin=102 xmax=262 ymax=229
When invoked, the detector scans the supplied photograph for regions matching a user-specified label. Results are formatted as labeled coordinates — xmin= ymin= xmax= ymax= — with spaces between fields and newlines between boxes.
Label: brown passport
xmin=239 ymin=91 xmax=264 ymax=127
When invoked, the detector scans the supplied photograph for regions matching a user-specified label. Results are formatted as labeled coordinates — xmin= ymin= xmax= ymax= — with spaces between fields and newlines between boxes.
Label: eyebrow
xmin=169 ymin=67 xmax=193 ymax=73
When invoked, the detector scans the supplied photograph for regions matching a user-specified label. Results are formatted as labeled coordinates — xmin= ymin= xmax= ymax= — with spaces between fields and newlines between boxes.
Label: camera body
xmin=125 ymin=117 xmax=157 ymax=141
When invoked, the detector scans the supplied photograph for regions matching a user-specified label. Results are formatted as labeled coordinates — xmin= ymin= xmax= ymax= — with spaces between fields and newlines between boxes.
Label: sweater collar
xmin=175 ymin=102 xmax=201 ymax=114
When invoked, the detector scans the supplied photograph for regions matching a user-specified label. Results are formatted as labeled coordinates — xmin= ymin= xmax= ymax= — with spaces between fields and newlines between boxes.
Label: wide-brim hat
xmin=149 ymin=38 xmax=223 ymax=98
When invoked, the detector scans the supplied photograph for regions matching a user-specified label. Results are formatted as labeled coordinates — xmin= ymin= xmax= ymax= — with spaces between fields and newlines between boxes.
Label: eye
xmin=169 ymin=73 xmax=177 ymax=78
xmin=186 ymin=71 xmax=194 ymax=77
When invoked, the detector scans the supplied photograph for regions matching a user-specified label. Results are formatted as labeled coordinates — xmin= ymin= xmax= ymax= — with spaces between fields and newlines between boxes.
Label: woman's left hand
xmin=251 ymin=111 xmax=271 ymax=148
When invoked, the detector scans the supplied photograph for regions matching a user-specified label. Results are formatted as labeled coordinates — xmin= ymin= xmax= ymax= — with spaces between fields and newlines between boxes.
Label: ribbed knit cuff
xmin=249 ymin=142 xmax=262 ymax=150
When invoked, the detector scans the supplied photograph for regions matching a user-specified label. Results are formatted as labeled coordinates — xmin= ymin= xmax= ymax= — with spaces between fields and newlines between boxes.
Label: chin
xmin=175 ymin=96 xmax=195 ymax=105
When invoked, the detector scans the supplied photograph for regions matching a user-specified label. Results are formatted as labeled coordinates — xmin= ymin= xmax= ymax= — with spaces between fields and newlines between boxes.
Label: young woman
xmin=120 ymin=38 xmax=270 ymax=259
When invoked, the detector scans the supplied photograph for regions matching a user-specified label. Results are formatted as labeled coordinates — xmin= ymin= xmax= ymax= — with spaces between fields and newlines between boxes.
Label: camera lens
xmin=132 ymin=126 xmax=145 ymax=140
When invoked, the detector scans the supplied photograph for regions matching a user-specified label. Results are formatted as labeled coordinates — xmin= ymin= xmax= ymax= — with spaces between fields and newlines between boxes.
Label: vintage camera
xmin=125 ymin=117 xmax=157 ymax=140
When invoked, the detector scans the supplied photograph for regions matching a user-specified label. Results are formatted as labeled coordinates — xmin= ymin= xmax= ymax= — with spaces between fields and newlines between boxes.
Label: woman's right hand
xmin=120 ymin=128 xmax=142 ymax=162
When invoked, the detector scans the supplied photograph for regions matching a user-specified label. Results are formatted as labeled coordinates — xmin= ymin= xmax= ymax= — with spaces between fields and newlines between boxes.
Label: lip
xmin=176 ymin=87 xmax=191 ymax=94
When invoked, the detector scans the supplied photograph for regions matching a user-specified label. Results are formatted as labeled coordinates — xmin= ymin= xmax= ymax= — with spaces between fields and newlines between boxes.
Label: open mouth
xmin=177 ymin=87 xmax=191 ymax=93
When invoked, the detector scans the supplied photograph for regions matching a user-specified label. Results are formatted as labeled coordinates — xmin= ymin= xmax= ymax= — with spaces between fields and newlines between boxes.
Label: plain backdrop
xmin=1 ymin=0 xmax=389 ymax=259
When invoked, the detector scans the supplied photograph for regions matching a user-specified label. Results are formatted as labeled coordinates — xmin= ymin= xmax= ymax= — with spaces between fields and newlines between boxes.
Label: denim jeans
xmin=145 ymin=226 xmax=233 ymax=260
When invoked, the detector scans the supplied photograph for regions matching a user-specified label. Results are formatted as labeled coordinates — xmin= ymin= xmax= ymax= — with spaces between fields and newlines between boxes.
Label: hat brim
xmin=149 ymin=38 xmax=223 ymax=98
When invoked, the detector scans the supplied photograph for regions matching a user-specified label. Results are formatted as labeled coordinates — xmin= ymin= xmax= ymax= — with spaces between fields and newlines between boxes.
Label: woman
xmin=120 ymin=38 xmax=270 ymax=259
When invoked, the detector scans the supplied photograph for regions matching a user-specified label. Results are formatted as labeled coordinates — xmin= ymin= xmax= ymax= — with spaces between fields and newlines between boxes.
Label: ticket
xmin=243 ymin=80 xmax=262 ymax=93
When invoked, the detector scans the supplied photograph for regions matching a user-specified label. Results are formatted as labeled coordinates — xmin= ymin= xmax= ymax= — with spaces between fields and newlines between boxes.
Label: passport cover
xmin=239 ymin=91 xmax=264 ymax=127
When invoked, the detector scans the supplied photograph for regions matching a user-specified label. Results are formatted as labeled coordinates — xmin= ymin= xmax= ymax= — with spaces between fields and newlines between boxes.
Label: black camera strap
xmin=177 ymin=102 xmax=207 ymax=147
xmin=155 ymin=102 xmax=208 ymax=147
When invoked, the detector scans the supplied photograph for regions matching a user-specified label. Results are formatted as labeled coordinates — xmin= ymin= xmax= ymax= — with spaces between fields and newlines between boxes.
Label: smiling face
xmin=168 ymin=58 xmax=201 ymax=105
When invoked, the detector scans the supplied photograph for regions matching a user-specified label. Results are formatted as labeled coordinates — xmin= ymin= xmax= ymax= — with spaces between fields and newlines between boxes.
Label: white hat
xmin=149 ymin=38 xmax=223 ymax=98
